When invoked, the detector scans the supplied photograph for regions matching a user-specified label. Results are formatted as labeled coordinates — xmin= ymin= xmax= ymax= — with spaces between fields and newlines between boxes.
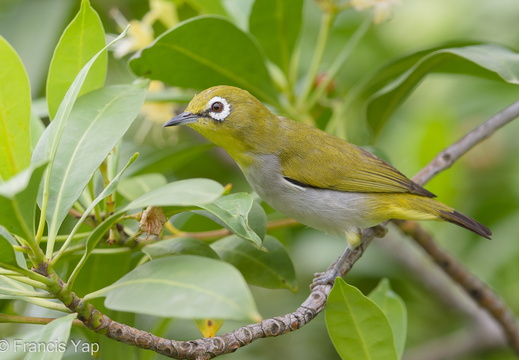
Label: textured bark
xmin=45 ymin=99 xmax=519 ymax=358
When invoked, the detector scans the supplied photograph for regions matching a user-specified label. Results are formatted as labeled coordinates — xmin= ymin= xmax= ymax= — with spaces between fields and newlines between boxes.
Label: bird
xmin=163 ymin=85 xmax=491 ymax=247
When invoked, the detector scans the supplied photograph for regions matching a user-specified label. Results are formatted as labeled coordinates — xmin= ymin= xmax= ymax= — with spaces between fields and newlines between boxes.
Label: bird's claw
xmin=310 ymin=270 xmax=340 ymax=290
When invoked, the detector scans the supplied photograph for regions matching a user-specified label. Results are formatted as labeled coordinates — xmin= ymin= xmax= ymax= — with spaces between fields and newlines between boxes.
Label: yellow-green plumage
xmin=278 ymin=118 xmax=435 ymax=197
xmin=164 ymin=85 xmax=491 ymax=242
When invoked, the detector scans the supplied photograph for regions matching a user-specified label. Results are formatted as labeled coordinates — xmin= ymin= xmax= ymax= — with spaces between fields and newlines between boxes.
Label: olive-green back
xmin=277 ymin=117 xmax=435 ymax=197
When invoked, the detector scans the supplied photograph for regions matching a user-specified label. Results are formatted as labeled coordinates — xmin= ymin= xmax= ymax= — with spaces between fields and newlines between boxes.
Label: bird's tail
xmin=377 ymin=194 xmax=492 ymax=239
xmin=438 ymin=208 xmax=492 ymax=239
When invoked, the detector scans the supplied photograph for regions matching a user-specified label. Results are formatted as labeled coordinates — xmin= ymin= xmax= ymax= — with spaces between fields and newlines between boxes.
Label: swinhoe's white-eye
xmin=164 ymin=86 xmax=491 ymax=246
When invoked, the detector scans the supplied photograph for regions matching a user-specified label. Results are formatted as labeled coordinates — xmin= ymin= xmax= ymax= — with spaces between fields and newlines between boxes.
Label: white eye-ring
xmin=207 ymin=97 xmax=231 ymax=121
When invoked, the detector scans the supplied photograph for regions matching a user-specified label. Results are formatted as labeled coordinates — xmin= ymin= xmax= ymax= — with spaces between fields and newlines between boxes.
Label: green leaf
xmin=0 ymin=227 xmax=26 ymax=268
xmin=195 ymin=193 xmax=263 ymax=247
xmin=186 ymin=0 xmax=229 ymax=15
xmin=0 ymin=162 xmax=47 ymax=240
xmin=117 ymin=173 xmax=167 ymax=201
xmin=124 ymin=178 xmax=224 ymax=211
xmin=54 ymin=153 xmax=138 ymax=264
xmin=122 ymin=142 xmax=213 ymax=177
xmin=0 ymin=0 xmax=75 ymax=96
xmin=70 ymin=250 xmax=132 ymax=314
xmin=249 ymin=0 xmax=303 ymax=75
xmin=0 ymin=273 xmax=33 ymax=300
xmin=33 ymin=29 xmax=127 ymax=167
xmin=30 ymin=112 xmax=45 ymax=152
xmin=368 ymin=279 xmax=407 ymax=358
xmin=67 ymin=212 xmax=126 ymax=286
xmin=0 ymin=233 xmax=19 ymax=268
xmin=222 ymin=0 xmax=255 ymax=29
xmin=46 ymin=0 xmax=106 ymax=119
xmin=25 ymin=313 xmax=77 ymax=360
xmin=211 ymin=235 xmax=297 ymax=291
xmin=0 ymin=36 xmax=31 ymax=180
xmin=366 ymin=44 xmax=519 ymax=135
xmin=247 ymin=201 xmax=267 ymax=240
xmin=78 ymin=153 xmax=139 ymax=226
xmin=129 ymin=16 xmax=279 ymax=105
xmin=143 ymin=237 xmax=220 ymax=260
xmin=33 ymin=84 xmax=146 ymax=241
xmin=31 ymin=28 xmax=128 ymax=258
xmin=85 ymin=255 xmax=261 ymax=322
xmin=326 ymin=278 xmax=398 ymax=360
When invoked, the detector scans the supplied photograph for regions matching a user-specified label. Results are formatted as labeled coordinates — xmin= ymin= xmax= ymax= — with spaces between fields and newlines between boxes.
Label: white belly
xmin=241 ymin=154 xmax=379 ymax=238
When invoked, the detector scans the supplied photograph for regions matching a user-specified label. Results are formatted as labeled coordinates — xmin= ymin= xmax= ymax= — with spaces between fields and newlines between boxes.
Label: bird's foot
xmin=310 ymin=270 xmax=340 ymax=290
xmin=310 ymin=241 xmax=359 ymax=290
xmin=372 ymin=224 xmax=388 ymax=238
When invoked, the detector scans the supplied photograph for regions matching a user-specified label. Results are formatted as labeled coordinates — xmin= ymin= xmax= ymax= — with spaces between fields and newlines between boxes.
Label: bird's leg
xmin=345 ymin=228 xmax=363 ymax=248
xmin=310 ymin=228 xmax=363 ymax=289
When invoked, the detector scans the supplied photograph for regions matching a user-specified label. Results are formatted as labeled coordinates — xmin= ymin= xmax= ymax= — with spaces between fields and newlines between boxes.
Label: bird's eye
xmin=211 ymin=102 xmax=223 ymax=112
xmin=207 ymin=97 xmax=231 ymax=121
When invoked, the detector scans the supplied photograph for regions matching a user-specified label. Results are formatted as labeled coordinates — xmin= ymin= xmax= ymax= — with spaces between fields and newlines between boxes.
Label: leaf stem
xmin=0 ymin=264 xmax=53 ymax=287
xmin=52 ymin=153 xmax=138 ymax=266
xmin=2 ymin=273 xmax=49 ymax=290
xmin=297 ymin=11 xmax=336 ymax=109
xmin=12 ymin=245 xmax=30 ymax=253
xmin=35 ymin=189 xmax=48 ymax=244
xmin=0 ymin=286 xmax=52 ymax=298
xmin=164 ymin=218 xmax=300 ymax=242
xmin=37 ymin=28 xmax=129 ymax=259
xmin=306 ymin=15 xmax=372 ymax=111
xmin=41 ymin=232 xmax=91 ymax=242
xmin=21 ymin=269 xmax=55 ymax=287
xmin=88 ymin=178 xmax=103 ymax=222
xmin=65 ymin=212 xmax=124 ymax=289
xmin=324 ymin=68 xmax=372 ymax=136
xmin=0 ymin=313 xmax=86 ymax=328
xmin=11 ymin=297 xmax=71 ymax=313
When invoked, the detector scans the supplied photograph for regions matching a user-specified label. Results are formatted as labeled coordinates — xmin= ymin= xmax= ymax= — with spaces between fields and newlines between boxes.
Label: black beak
xmin=163 ymin=112 xmax=200 ymax=127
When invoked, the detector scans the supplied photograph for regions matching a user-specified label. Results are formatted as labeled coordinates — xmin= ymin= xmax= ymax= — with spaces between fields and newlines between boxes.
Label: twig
xmin=403 ymin=315 xmax=505 ymax=360
xmin=52 ymin=281 xmax=329 ymax=360
xmin=378 ymin=234 xmax=507 ymax=359
xmin=313 ymin=99 xmax=519 ymax=353
xmin=394 ymin=219 xmax=519 ymax=354
xmin=166 ymin=218 xmax=300 ymax=241
xmin=413 ymin=99 xmax=519 ymax=185
xmin=401 ymin=100 xmax=519 ymax=353
xmin=377 ymin=233 xmax=482 ymax=317
xmin=43 ymin=99 xmax=519 ymax=359
xmin=309 ymin=100 xmax=519 ymax=283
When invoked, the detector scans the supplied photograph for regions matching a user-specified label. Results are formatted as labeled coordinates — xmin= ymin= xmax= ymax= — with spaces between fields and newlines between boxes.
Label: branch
xmin=377 ymin=234 xmax=484 ymax=316
xmin=396 ymin=100 xmax=519 ymax=354
xmin=413 ymin=99 xmax=519 ymax=185
xmin=311 ymin=99 xmax=519 ymax=352
xmin=394 ymin=219 xmax=519 ymax=355
xmin=403 ymin=315 xmax=505 ymax=360
xmin=166 ymin=218 xmax=299 ymax=241
xmin=308 ymin=100 xmax=519 ymax=287
xmin=377 ymin=234 xmax=507 ymax=359
xmin=45 ymin=99 xmax=519 ymax=359
xmin=51 ymin=277 xmax=329 ymax=360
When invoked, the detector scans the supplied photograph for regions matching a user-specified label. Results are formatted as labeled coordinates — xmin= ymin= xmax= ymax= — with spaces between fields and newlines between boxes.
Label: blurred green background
xmin=1 ymin=0 xmax=519 ymax=359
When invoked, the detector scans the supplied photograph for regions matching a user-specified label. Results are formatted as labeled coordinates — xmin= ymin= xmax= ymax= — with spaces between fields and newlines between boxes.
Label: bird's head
xmin=164 ymin=86 xmax=279 ymax=162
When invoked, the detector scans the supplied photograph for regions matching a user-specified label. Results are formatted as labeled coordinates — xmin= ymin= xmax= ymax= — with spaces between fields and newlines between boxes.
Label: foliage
xmin=0 ymin=0 xmax=518 ymax=359
xmin=326 ymin=278 xmax=399 ymax=360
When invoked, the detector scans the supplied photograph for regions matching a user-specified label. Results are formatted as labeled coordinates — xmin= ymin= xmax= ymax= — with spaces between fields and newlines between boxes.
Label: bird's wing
xmin=278 ymin=120 xmax=435 ymax=197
